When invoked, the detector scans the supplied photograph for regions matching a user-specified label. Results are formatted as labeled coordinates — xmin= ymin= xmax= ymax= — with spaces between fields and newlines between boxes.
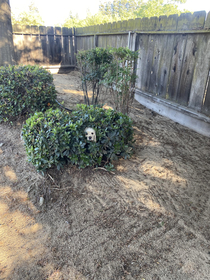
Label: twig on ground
xmin=94 ymin=167 xmax=115 ymax=175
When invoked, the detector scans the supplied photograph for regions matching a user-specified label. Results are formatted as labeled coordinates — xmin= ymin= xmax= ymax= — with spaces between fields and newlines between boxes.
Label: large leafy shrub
xmin=0 ymin=65 xmax=57 ymax=122
xmin=76 ymin=48 xmax=113 ymax=105
xmin=22 ymin=105 xmax=134 ymax=172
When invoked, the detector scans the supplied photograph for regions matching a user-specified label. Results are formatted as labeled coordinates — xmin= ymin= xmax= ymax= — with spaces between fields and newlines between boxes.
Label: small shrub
xmin=104 ymin=47 xmax=138 ymax=115
xmin=22 ymin=105 xmax=134 ymax=172
xmin=76 ymin=48 xmax=113 ymax=105
xmin=0 ymin=65 xmax=57 ymax=122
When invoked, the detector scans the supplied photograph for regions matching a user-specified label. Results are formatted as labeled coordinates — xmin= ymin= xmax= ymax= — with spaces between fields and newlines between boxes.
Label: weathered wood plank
xmin=177 ymin=34 xmax=200 ymax=106
xmin=22 ymin=34 xmax=31 ymax=64
xmin=157 ymin=14 xmax=178 ymax=31
xmin=86 ymin=36 xmax=90 ymax=50
xmin=147 ymin=35 xmax=163 ymax=94
xmin=98 ymin=35 xmax=102 ymax=48
xmin=136 ymin=34 xmax=150 ymax=91
xmin=122 ymin=34 xmax=128 ymax=48
xmin=147 ymin=34 xmax=174 ymax=96
xmin=53 ymin=27 xmax=62 ymax=64
xmin=61 ymin=28 xmax=69 ymax=65
xmin=116 ymin=35 xmax=122 ymax=48
xmin=47 ymin=27 xmax=54 ymax=65
xmin=39 ymin=26 xmax=48 ymax=65
xmin=102 ymin=36 xmax=107 ymax=49
xmin=157 ymin=35 xmax=175 ymax=97
xmin=106 ymin=35 xmax=111 ymax=48
xmin=191 ymin=11 xmax=206 ymax=30
xmin=83 ymin=36 xmax=88 ymax=50
xmin=76 ymin=37 xmax=80 ymax=52
xmin=54 ymin=35 xmax=62 ymax=64
xmin=204 ymin=12 xmax=210 ymax=29
xmin=70 ymin=35 xmax=75 ymax=65
xmin=80 ymin=37 xmax=84 ymax=51
xmin=112 ymin=34 xmax=117 ymax=48
xmin=188 ymin=34 xmax=210 ymax=111
xmin=30 ymin=35 xmax=43 ymax=64
xmin=94 ymin=35 xmax=98 ymax=48
xmin=202 ymin=72 xmax=210 ymax=115
xmin=144 ymin=35 xmax=156 ymax=92
xmin=167 ymin=34 xmax=187 ymax=101
xmin=13 ymin=34 xmax=24 ymax=64
xmin=91 ymin=35 xmax=95 ymax=49
xmin=63 ymin=36 xmax=70 ymax=64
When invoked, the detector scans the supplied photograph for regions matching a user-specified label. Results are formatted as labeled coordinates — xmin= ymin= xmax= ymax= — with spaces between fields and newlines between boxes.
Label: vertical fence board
xmin=143 ymin=35 xmax=156 ymax=92
xmin=54 ymin=35 xmax=61 ymax=64
xmin=136 ymin=34 xmax=150 ymax=91
xmin=168 ymin=35 xmax=187 ymax=101
xmin=116 ymin=35 xmax=122 ymax=48
xmin=86 ymin=36 xmax=90 ymax=50
xmin=22 ymin=34 xmax=32 ymax=64
xmin=106 ymin=35 xmax=111 ymax=48
xmin=157 ymin=35 xmax=175 ymax=97
xmin=98 ymin=35 xmax=102 ymax=48
xmin=102 ymin=36 xmax=107 ymax=48
xmin=54 ymin=27 xmax=61 ymax=64
xmin=80 ymin=37 xmax=84 ymax=50
xmin=76 ymin=37 xmax=80 ymax=51
xmin=47 ymin=27 xmax=54 ymax=65
xmin=39 ymin=26 xmax=48 ymax=65
xmin=122 ymin=34 xmax=128 ymax=48
xmin=70 ymin=35 xmax=75 ymax=65
xmin=13 ymin=34 xmax=23 ymax=64
xmin=188 ymin=34 xmax=210 ymax=111
xmin=112 ymin=35 xmax=116 ymax=47
xmin=177 ymin=34 xmax=200 ymax=105
xmin=202 ymin=74 xmax=210 ymax=115
xmin=148 ymin=35 xmax=164 ymax=94
xmin=63 ymin=36 xmax=70 ymax=65
xmin=40 ymin=35 xmax=48 ymax=65
xmin=30 ymin=35 xmax=43 ymax=64
xmin=84 ymin=36 xmax=88 ymax=50
xmin=93 ymin=35 xmax=95 ymax=48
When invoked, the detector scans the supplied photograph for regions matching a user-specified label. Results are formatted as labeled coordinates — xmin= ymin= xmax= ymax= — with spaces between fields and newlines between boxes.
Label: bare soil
xmin=1 ymin=71 xmax=210 ymax=280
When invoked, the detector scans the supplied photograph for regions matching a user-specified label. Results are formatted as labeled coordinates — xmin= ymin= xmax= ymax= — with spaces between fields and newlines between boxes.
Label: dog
xmin=84 ymin=127 xmax=96 ymax=142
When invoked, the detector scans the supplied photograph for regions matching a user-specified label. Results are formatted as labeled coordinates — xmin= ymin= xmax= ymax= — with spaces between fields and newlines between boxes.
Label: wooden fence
xmin=12 ymin=25 xmax=75 ymax=66
xmin=74 ymin=11 xmax=210 ymax=117
xmin=12 ymin=11 xmax=210 ymax=118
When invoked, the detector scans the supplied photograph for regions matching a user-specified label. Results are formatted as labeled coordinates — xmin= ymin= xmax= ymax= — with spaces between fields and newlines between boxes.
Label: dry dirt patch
xmin=0 ymin=71 xmax=210 ymax=280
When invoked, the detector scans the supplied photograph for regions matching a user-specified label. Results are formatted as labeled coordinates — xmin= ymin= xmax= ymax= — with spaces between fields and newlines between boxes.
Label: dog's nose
xmin=89 ymin=136 xmax=92 ymax=140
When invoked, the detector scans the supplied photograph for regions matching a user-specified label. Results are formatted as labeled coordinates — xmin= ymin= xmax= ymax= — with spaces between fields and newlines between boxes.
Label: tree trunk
xmin=0 ymin=0 xmax=14 ymax=66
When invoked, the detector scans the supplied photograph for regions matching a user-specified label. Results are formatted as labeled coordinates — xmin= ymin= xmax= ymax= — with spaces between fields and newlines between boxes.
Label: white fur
xmin=84 ymin=127 xmax=96 ymax=142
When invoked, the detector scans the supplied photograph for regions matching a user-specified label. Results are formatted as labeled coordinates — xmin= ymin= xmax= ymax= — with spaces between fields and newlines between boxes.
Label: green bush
xmin=104 ymin=47 xmax=138 ymax=115
xmin=0 ymin=65 xmax=57 ymax=122
xmin=22 ymin=105 xmax=134 ymax=172
xmin=76 ymin=48 xmax=113 ymax=105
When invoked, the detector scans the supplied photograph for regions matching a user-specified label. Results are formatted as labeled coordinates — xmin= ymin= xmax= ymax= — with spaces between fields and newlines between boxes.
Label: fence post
xmin=0 ymin=0 xmax=14 ymax=65
xmin=94 ymin=35 xmax=98 ymax=48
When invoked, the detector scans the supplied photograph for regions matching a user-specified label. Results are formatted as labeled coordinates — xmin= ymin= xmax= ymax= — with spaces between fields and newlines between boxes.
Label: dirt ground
xmin=1 ymin=71 xmax=210 ymax=280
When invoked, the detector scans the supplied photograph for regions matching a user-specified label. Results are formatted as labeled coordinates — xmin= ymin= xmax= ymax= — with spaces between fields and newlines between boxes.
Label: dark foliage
xmin=22 ymin=105 xmax=134 ymax=172
xmin=0 ymin=65 xmax=57 ymax=122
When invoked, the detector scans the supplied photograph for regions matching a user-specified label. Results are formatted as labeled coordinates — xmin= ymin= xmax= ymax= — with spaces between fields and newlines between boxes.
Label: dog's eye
xmin=85 ymin=132 xmax=88 ymax=135
xmin=91 ymin=132 xmax=94 ymax=135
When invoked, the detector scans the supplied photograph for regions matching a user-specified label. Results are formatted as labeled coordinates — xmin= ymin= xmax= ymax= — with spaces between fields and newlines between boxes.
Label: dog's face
xmin=84 ymin=127 xmax=96 ymax=142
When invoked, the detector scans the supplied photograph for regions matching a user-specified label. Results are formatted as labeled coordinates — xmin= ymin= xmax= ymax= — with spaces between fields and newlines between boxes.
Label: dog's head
xmin=84 ymin=127 xmax=96 ymax=142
